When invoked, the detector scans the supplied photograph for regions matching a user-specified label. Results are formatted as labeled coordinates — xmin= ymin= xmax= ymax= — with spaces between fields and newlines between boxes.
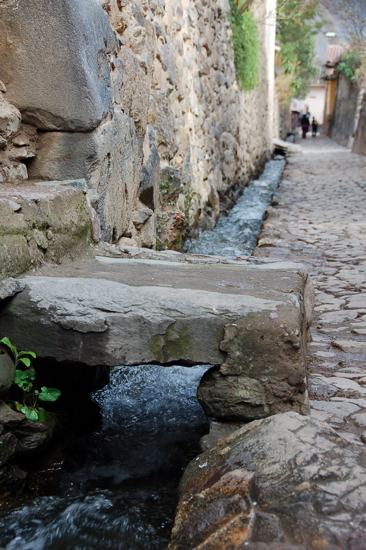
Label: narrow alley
xmin=256 ymin=136 xmax=366 ymax=443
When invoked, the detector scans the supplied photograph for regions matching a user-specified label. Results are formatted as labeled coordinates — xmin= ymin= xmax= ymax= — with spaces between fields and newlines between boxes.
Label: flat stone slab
xmin=310 ymin=400 xmax=361 ymax=424
xmin=0 ymin=258 xmax=313 ymax=419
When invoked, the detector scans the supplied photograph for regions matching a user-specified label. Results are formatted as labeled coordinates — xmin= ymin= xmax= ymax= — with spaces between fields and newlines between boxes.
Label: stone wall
xmin=0 ymin=0 xmax=272 ymax=250
xmin=353 ymin=91 xmax=366 ymax=156
xmin=329 ymin=74 xmax=359 ymax=148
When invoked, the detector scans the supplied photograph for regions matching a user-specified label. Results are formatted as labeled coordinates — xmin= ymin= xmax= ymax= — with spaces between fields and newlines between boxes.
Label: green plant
xmin=0 ymin=337 xmax=61 ymax=422
xmin=229 ymin=1 xmax=260 ymax=91
xmin=338 ymin=50 xmax=363 ymax=84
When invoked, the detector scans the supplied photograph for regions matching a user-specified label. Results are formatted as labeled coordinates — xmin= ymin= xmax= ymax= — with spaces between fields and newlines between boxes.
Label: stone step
xmin=0 ymin=257 xmax=314 ymax=420
xmin=0 ymin=182 xmax=94 ymax=277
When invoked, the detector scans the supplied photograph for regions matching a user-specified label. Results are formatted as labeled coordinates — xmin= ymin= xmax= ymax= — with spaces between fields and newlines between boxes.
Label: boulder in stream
xmin=169 ymin=412 xmax=366 ymax=549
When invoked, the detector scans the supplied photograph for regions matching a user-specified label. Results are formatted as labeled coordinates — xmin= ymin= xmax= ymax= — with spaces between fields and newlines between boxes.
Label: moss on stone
xmin=149 ymin=323 xmax=192 ymax=363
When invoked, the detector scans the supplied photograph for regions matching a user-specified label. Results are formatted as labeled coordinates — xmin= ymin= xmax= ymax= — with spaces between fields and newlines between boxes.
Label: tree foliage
xmin=336 ymin=0 xmax=366 ymax=86
xmin=338 ymin=50 xmax=362 ymax=84
xmin=276 ymin=0 xmax=322 ymax=99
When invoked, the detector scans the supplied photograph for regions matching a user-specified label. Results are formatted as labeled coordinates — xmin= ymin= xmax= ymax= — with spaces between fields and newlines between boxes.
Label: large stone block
xmin=0 ymin=0 xmax=117 ymax=131
xmin=169 ymin=412 xmax=366 ymax=549
xmin=0 ymin=184 xmax=92 ymax=277
xmin=28 ymin=113 xmax=143 ymax=242
xmin=0 ymin=259 xmax=313 ymax=417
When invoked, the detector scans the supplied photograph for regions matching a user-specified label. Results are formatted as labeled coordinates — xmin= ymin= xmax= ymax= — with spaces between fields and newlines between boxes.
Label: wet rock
xmin=0 ymin=402 xmax=26 ymax=431
xmin=169 ymin=412 xmax=366 ymax=549
xmin=200 ymin=420 xmax=245 ymax=452
xmin=0 ymin=430 xmax=21 ymax=467
xmin=0 ymin=0 xmax=116 ymax=131
xmin=0 ymin=348 xmax=15 ymax=396
xmin=197 ymin=366 xmax=270 ymax=421
xmin=0 ymin=462 xmax=27 ymax=493
xmin=13 ymin=414 xmax=60 ymax=457
xmin=0 ymin=402 xmax=59 ymax=457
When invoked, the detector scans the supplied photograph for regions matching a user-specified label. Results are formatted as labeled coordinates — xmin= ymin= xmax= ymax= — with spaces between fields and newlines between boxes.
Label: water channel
xmin=0 ymin=157 xmax=285 ymax=550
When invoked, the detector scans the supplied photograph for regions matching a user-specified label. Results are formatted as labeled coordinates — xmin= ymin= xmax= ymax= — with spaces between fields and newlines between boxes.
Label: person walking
xmin=301 ymin=113 xmax=310 ymax=139
xmin=312 ymin=117 xmax=318 ymax=137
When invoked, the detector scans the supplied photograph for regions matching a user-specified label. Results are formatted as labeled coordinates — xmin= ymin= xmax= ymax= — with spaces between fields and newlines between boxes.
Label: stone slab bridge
xmin=0 ymin=253 xmax=314 ymax=421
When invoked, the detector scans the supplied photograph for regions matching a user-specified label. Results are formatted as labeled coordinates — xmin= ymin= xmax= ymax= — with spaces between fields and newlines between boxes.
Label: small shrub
xmin=0 ymin=337 xmax=61 ymax=422
xmin=338 ymin=50 xmax=363 ymax=84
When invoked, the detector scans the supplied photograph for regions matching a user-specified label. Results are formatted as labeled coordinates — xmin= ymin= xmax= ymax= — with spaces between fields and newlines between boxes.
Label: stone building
xmin=0 ymin=0 xmax=277 ymax=250
xmin=322 ymin=44 xmax=366 ymax=155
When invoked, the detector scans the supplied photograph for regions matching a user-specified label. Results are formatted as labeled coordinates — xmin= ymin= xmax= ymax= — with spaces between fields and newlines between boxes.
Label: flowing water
xmin=0 ymin=157 xmax=285 ymax=549
xmin=0 ymin=365 xmax=210 ymax=549
xmin=187 ymin=157 xmax=285 ymax=257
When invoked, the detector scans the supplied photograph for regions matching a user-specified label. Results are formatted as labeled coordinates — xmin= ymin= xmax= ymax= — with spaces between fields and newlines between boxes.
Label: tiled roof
xmin=325 ymin=44 xmax=346 ymax=66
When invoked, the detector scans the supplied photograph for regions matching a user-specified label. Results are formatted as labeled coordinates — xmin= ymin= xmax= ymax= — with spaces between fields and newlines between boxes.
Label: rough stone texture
xmin=0 ymin=278 xmax=25 ymax=301
xmin=198 ymin=367 xmax=271 ymax=420
xmin=0 ymin=259 xmax=311 ymax=418
xmin=0 ymin=0 xmax=116 ymax=131
xmin=0 ymin=431 xmax=21 ymax=468
xmin=254 ymin=134 xmax=366 ymax=452
xmin=0 ymin=345 xmax=15 ymax=396
xmin=0 ymin=0 xmax=272 ymax=246
xmin=169 ymin=412 xmax=366 ymax=549
xmin=0 ymin=183 xmax=92 ymax=277
xmin=330 ymin=75 xmax=359 ymax=148
xmin=0 ymin=96 xmax=21 ymax=139
xmin=200 ymin=420 xmax=244 ymax=452
xmin=0 ymin=96 xmax=35 ymax=183
xmin=29 ymin=113 xmax=143 ymax=243
xmin=140 ymin=126 xmax=160 ymax=210
xmin=353 ymin=91 xmax=366 ymax=156
xmin=0 ymin=402 xmax=59 ymax=458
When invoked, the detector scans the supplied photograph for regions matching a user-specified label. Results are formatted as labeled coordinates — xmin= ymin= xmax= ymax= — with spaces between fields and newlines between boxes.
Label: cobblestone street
xmin=255 ymin=135 xmax=366 ymax=445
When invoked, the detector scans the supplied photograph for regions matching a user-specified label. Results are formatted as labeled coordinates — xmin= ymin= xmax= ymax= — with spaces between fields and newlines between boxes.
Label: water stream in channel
xmin=0 ymin=157 xmax=285 ymax=550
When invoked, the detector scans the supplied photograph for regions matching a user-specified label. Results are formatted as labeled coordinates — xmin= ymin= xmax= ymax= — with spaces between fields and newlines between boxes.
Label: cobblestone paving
xmin=254 ymin=135 xmax=366 ymax=445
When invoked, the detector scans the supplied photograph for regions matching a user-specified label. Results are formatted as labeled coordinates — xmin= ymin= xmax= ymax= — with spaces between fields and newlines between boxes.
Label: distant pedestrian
xmin=312 ymin=117 xmax=318 ymax=137
xmin=301 ymin=113 xmax=309 ymax=139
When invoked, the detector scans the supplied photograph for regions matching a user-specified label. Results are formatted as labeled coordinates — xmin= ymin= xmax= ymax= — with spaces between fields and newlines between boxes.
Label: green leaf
xmin=19 ymin=357 xmax=31 ymax=367
xmin=14 ymin=369 xmax=35 ymax=391
xmin=38 ymin=387 xmax=61 ymax=402
xmin=18 ymin=351 xmax=36 ymax=359
xmin=15 ymin=401 xmax=23 ymax=411
xmin=0 ymin=337 xmax=17 ymax=357
xmin=38 ymin=407 xmax=47 ymax=423
xmin=14 ymin=369 xmax=35 ymax=382
xmin=21 ymin=406 xmax=39 ymax=422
